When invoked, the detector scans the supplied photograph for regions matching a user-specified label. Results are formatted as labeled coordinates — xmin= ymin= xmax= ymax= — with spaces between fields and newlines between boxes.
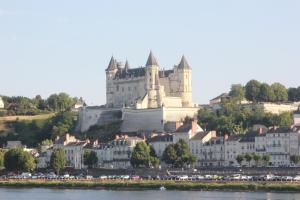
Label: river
xmin=0 ymin=188 xmax=300 ymax=200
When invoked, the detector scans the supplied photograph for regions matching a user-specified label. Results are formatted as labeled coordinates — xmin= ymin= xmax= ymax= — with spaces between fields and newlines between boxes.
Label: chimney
xmin=115 ymin=135 xmax=119 ymax=139
xmin=175 ymin=121 xmax=183 ymax=130
xmin=259 ymin=127 xmax=263 ymax=134
xmin=124 ymin=134 xmax=128 ymax=139
xmin=224 ymin=134 xmax=229 ymax=140
xmin=191 ymin=119 xmax=198 ymax=133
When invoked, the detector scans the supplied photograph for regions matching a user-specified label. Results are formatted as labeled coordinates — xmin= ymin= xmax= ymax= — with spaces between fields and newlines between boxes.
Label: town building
xmin=0 ymin=97 xmax=4 ymax=109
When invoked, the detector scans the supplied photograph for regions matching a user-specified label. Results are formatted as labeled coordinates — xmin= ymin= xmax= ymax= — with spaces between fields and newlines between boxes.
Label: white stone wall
xmin=0 ymin=97 xmax=4 ymax=109
xmin=121 ymin=108 xmax=164 ymax=132
xmin=294 ymin=114 xmax=300 ymax=126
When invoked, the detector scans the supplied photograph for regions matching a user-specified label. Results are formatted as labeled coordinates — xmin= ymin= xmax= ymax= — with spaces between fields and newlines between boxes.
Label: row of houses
xmin=149 ymin=120 xmax=300 ymax=167
xmin=37 ymin=134 xmax=144 ymax=169
xmin=34 ymin=112 xmax=300 ymax=169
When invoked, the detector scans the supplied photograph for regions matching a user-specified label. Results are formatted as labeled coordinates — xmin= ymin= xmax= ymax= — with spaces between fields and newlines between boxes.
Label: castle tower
xmin=146 ymin=51 xmax=160 ymax=108
xmin=106 ymin=56 xmax=118 ymax=107
xmin=177 ymin=55 xmax=193 ymax=107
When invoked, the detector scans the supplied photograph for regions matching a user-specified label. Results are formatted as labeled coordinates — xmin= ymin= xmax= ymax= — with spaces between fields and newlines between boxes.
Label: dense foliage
xmin=83 ymin=150 xmax=98 ymax=168
xmin=162 ymin=139 xmax=196 ymax=168
xmin=130 ymin=142 xmax=160 ymax=168
xmin=0 ymin=149 xmax=4 ymax=168
xmin=4 ymin=148 xmax=36 ymax=172
xmin=81 ymin=121 xmax=122 ymax=143
xmin=0 ymin=111 xmax=77 ymax=147
xmin=50 ymin=148 xmax=66 ymax=175
xmin=198 ymin=100 xmax=292 ymax=135
xmin=0 ymin=92 xmax=79 ymax=116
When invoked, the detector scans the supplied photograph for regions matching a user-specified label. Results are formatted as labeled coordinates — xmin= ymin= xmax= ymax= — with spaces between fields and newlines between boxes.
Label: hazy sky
xmin=0 ymin=0 xmax=299 ymax=105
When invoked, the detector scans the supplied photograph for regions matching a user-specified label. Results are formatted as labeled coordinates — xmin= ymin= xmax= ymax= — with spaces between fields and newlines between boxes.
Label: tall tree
xmin=245 ymin=80 xmax=261 ymax=102
xmin=4 ymin=148 xmax=36 ymax=172
xmin=83 ymin=150 xmax=98 ymax=168
xmin=162 ymin=144 xmax=178 ymax=167
xmin=252 ymin=153 xmax=262 ymax=167
xmin=262 ymin=154 xmax=270 ymax=166
xmin=130 ymin=141 xmax=151 ymax=167
xmin=229 ymin=84 xmax=245 ymax=103
xmin=236 ymin=155 xmax=244 ymax=166
xmin=258 ymin=83 xmax=275 ymax=102
xmin=290 ymin=155 xmax=300 ymax=165
xmin=244 ymin=153 xmax=252 ymax=167
xmin=271 ymin=83 xmax=288 ymax=102
xmin=0 ymin=149 xmax=5 ymax=169
xmin=50 ymin=148 xmax=66 ymax=175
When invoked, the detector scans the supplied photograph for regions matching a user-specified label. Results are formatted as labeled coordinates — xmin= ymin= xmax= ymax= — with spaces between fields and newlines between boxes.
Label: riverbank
xmin=1 ymin=180 xmax=300 ymax=192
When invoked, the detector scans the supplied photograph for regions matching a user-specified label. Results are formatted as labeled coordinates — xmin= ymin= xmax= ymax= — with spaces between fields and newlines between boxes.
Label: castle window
xmin=128 ymin=87 xmax=131 ymax=91
xmin=116 ymin=85 xmax=119 ymax=91
xmin=122 ymin=87 xmax=124 ymax=92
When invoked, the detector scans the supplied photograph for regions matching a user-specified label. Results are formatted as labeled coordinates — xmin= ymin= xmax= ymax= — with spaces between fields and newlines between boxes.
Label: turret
xmin=106 ymin=56 xmax=118 ymax=107
xmin=177 ymin=55 xmax=193 ymax=107
xmin=146 ymin=51 xmax=160 ymax=108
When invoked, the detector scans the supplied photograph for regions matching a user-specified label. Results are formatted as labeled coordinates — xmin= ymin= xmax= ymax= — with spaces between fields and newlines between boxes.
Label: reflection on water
xmin=0 ymin=188 xmax=299 ymax=200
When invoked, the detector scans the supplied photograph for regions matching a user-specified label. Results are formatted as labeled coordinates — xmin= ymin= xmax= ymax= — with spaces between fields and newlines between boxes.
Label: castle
xmin=106 ymin=51 xmax=193 ymax=109
xmin=77 ymin=52 xmax=199 ymax=133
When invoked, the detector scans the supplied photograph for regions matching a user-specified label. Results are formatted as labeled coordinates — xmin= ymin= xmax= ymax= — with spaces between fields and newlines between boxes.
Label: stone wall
xmin=76 ymin=107 xmax=122 ymax=132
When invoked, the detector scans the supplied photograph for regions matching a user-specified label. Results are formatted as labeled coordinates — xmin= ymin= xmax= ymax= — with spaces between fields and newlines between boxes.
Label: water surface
xmin=1 ymin=188 xmax=300 ymax=200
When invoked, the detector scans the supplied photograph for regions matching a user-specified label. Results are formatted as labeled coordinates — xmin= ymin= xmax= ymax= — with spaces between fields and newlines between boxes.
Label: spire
xmin=146 ymin=51 xmax=158 ymax=66
xmin=178 ymin=55 xmax=190 ymax=69
xmin=106 ymin=56 xmax=117 ymax=71
xmin=124 ymin=60 xmax=129 ymax=71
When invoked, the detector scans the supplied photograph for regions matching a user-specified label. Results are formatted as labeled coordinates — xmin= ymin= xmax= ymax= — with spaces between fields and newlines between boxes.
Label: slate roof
xmin=146 ymin=51 xmax=158 ymax=66
xmin=226 ymin=134 xmax=242 ymax=142
xmin=190 ymin=131 xmax=210 ymax=140
xmin=239 ymin=131 xmax=258 ymax=143
xmin=175 ymin=123 xmax=192 ymax=133
xmin=148 ymin=134 xmax=173 ymax=143
xmin=210 ymin=93 xmax=229 ymax=101
xmin=177 ymin=55 xmax=190 ymax=69
xmin=106 ymin=56 xmax=117 ymax=71
xmin=268 ymin=127 xmax=293 ymax=133
xmin=115 ymin=67 xmax=146 ymax=79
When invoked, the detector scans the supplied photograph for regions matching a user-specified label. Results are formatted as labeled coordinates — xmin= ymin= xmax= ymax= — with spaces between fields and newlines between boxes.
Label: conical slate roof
xmin=124 ymin=60 xmax=130 ymax=70
xmin=146 ymin=51 xmax=158 ymax=66
xmin=178 ymin=55 xmax=190 ymax=69
xmin=106 ymin=56 xmax=117 ymax=71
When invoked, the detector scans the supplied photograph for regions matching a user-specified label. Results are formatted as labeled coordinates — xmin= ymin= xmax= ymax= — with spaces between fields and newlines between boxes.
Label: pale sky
xmin=0 ymin=0 xmax=299 ymax=105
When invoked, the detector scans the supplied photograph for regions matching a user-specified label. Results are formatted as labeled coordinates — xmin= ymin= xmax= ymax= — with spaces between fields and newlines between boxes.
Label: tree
xmin=197 ymin=108 xmax=217 ymax=131
xmin=288 ymin=88 xmax=299 ymax=102
xmin=229 ymin=84 xmax=245 ymax=103
xmin=50 ymin=148 xmax=66 ymax=175
xmin=47 ymin=93 xmax=75 ymax=112
xmin=0 ymin=149 xmax=5 ymax=169
xmin=276 ymin=112 xmax=292 ymax=127
xmin=83 ymin=150 xmax=98 ymax=168
xmin=4 ymin=148 xmax=36 ymax=172
xmin=258 ymin=83 xmax=275 ymax=102
xmin=262 ymin=154 xmax=270 ymax=166
xmin=130 ymin=141 xmax=151 ymax=168
xmin=271 ymin=83 xmax=288 ymax=102
xmin=162 ymin=144 xmax=178 ymax=167
xmin=252 ymin=153 xmax=262 ymax=167
xmin=245 ymin=80 xmax=261 ymax=102
xmin=163 ymin=139 xmax=196 ymax=168
xmin=174 ymin=139 xmax=196 ymax=168
xmin=244 ymin=153 xmax=252 ymax=167
xmin=290 ymin=155 xmax=300 ymax=165
xmin=236 ymin=155 xmax=244 ymax=166
xmin=51 ymin=111 xmax=77 ymax=138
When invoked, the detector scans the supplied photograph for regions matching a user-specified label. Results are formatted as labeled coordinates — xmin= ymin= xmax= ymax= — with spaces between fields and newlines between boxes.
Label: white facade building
xmin=0 ymin=97 xmax=4 ymax=109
